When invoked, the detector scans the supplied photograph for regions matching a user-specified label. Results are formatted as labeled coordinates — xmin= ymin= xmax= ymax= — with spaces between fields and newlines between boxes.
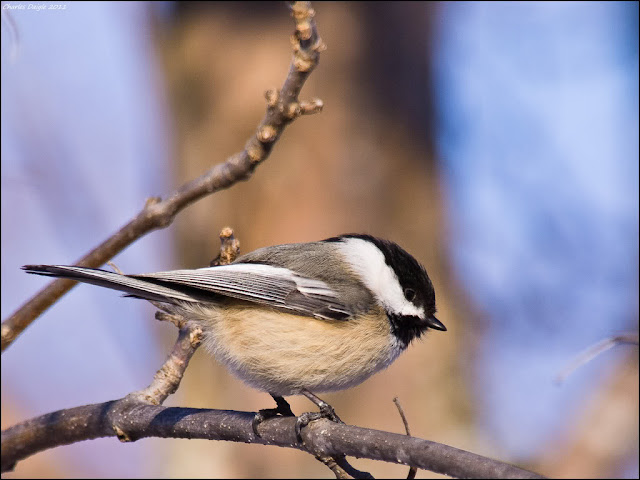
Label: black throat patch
xmin=387 ymin=313 xmax=431 ymax=348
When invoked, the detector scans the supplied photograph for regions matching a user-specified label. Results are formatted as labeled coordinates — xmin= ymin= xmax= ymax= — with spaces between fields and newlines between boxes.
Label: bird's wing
xmin=133 ymin=263 xmax=353 ymax=320
xmin=23 ymin=263 xmax=354 ymax=321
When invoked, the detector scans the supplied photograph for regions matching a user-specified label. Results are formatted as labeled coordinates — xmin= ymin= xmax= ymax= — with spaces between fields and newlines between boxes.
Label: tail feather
xmin=22 ymin=265 xmax=206 ymax=304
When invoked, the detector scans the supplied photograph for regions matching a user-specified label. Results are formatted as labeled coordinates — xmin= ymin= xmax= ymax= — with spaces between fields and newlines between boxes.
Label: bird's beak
xmin=426 ymin=315 xmax=446 ymax=331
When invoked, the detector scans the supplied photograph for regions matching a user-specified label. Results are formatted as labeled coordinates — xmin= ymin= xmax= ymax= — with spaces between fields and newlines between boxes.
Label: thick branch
xmin=1 ymin=1 xmax=324 ymax=353
xmin=1 ymin=404 xmax=544 ymax=479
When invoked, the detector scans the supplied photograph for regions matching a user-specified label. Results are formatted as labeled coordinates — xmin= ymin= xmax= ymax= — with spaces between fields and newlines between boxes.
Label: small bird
xmin=23 ymin=234 xmax=446 ymax=435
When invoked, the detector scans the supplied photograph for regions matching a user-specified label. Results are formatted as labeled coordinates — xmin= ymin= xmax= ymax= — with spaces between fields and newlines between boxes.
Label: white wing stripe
xmin=133 ymin=262 xmax=350 ymax=319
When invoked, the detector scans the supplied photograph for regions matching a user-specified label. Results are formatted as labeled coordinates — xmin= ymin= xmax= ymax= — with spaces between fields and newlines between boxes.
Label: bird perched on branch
xmin=24 ymin=233 xmax=446 ymax=436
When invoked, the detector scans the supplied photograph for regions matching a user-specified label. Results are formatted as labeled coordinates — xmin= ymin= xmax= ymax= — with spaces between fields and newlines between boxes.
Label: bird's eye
xmin=404 ymin=288 xmax=416 ymax=302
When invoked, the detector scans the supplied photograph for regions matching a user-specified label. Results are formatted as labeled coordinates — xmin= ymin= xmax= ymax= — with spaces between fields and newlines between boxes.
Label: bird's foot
xmin=252 ymin=395 xmax=294 ymax=437
xmin=295 ymin=390 xmax=343 ymax=442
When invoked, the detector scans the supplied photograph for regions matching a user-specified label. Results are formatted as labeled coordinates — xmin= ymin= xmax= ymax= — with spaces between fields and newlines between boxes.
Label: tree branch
xmin=1 ymin=0 xmax=324 ymax=353
xmin=1 ymin=403 xmax=544 ymax=479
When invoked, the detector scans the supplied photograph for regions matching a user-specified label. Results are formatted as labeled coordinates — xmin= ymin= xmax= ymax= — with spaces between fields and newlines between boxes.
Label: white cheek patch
xmin=338 ymin=238 xmax=425 ymax=318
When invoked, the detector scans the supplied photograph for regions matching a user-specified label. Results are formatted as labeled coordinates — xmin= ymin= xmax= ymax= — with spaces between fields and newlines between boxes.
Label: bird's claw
xmin=252 ymin=396 xmax=295 ymax=437
xmin=295 ymin=403 xmax=343 ymax=442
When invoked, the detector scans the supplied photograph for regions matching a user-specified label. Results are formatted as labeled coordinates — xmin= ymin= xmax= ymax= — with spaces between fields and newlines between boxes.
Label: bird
xmin=23 ymin=233 xmax=446 ymax=436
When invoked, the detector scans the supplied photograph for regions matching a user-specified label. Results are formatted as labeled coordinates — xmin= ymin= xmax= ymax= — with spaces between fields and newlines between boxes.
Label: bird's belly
xmin=187 ymin=303 xmax=403 ymax=396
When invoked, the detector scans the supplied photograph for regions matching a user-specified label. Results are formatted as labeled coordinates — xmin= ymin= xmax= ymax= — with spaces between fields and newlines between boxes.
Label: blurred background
xmin=1 ymin=1 xmax=638 ymax=478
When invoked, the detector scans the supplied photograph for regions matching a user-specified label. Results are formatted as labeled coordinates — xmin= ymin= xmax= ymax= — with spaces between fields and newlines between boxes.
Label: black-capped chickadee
xmin=23 ymin=234 xmax=446 ymax=434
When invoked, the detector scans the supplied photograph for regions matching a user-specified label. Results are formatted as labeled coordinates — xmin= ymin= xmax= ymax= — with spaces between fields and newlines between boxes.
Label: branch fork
xmin=1 ymin=1 xmax=324 ymax=353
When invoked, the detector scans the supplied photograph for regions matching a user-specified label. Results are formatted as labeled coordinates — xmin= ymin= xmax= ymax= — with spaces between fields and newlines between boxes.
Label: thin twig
xmin=393 ymin=397 xmax=417 ymax=479
xmin=393 ymin=397 xmax=412 ymax=436
xmin=106 ymin=261 xmax=124 ymax=275
xmin=131 ymin=226 xmax=239 ymax=405
xmin=315 ymin=451 xmax=374 ymax=479
xmin=210 ymin=226 xmax=241 ymax=266
xmin=0 ymin=9 xmax=20 ymax=62
xmin=315 ymin=455 xmax=351 ymax=479
xmin=128 ymin=324 xmax=203 ymax=406
xmin=555 ymin=333 xmax=639 ymax=384
xmin=333 ymin=455 xmax=375 ymax=479
xmin=1 ymin=1 xmax=324 ymax=353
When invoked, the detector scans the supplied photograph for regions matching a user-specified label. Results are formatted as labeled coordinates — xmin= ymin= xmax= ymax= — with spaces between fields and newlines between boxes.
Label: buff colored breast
xmin=185 ymin=302 xmax=402 ymax=396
